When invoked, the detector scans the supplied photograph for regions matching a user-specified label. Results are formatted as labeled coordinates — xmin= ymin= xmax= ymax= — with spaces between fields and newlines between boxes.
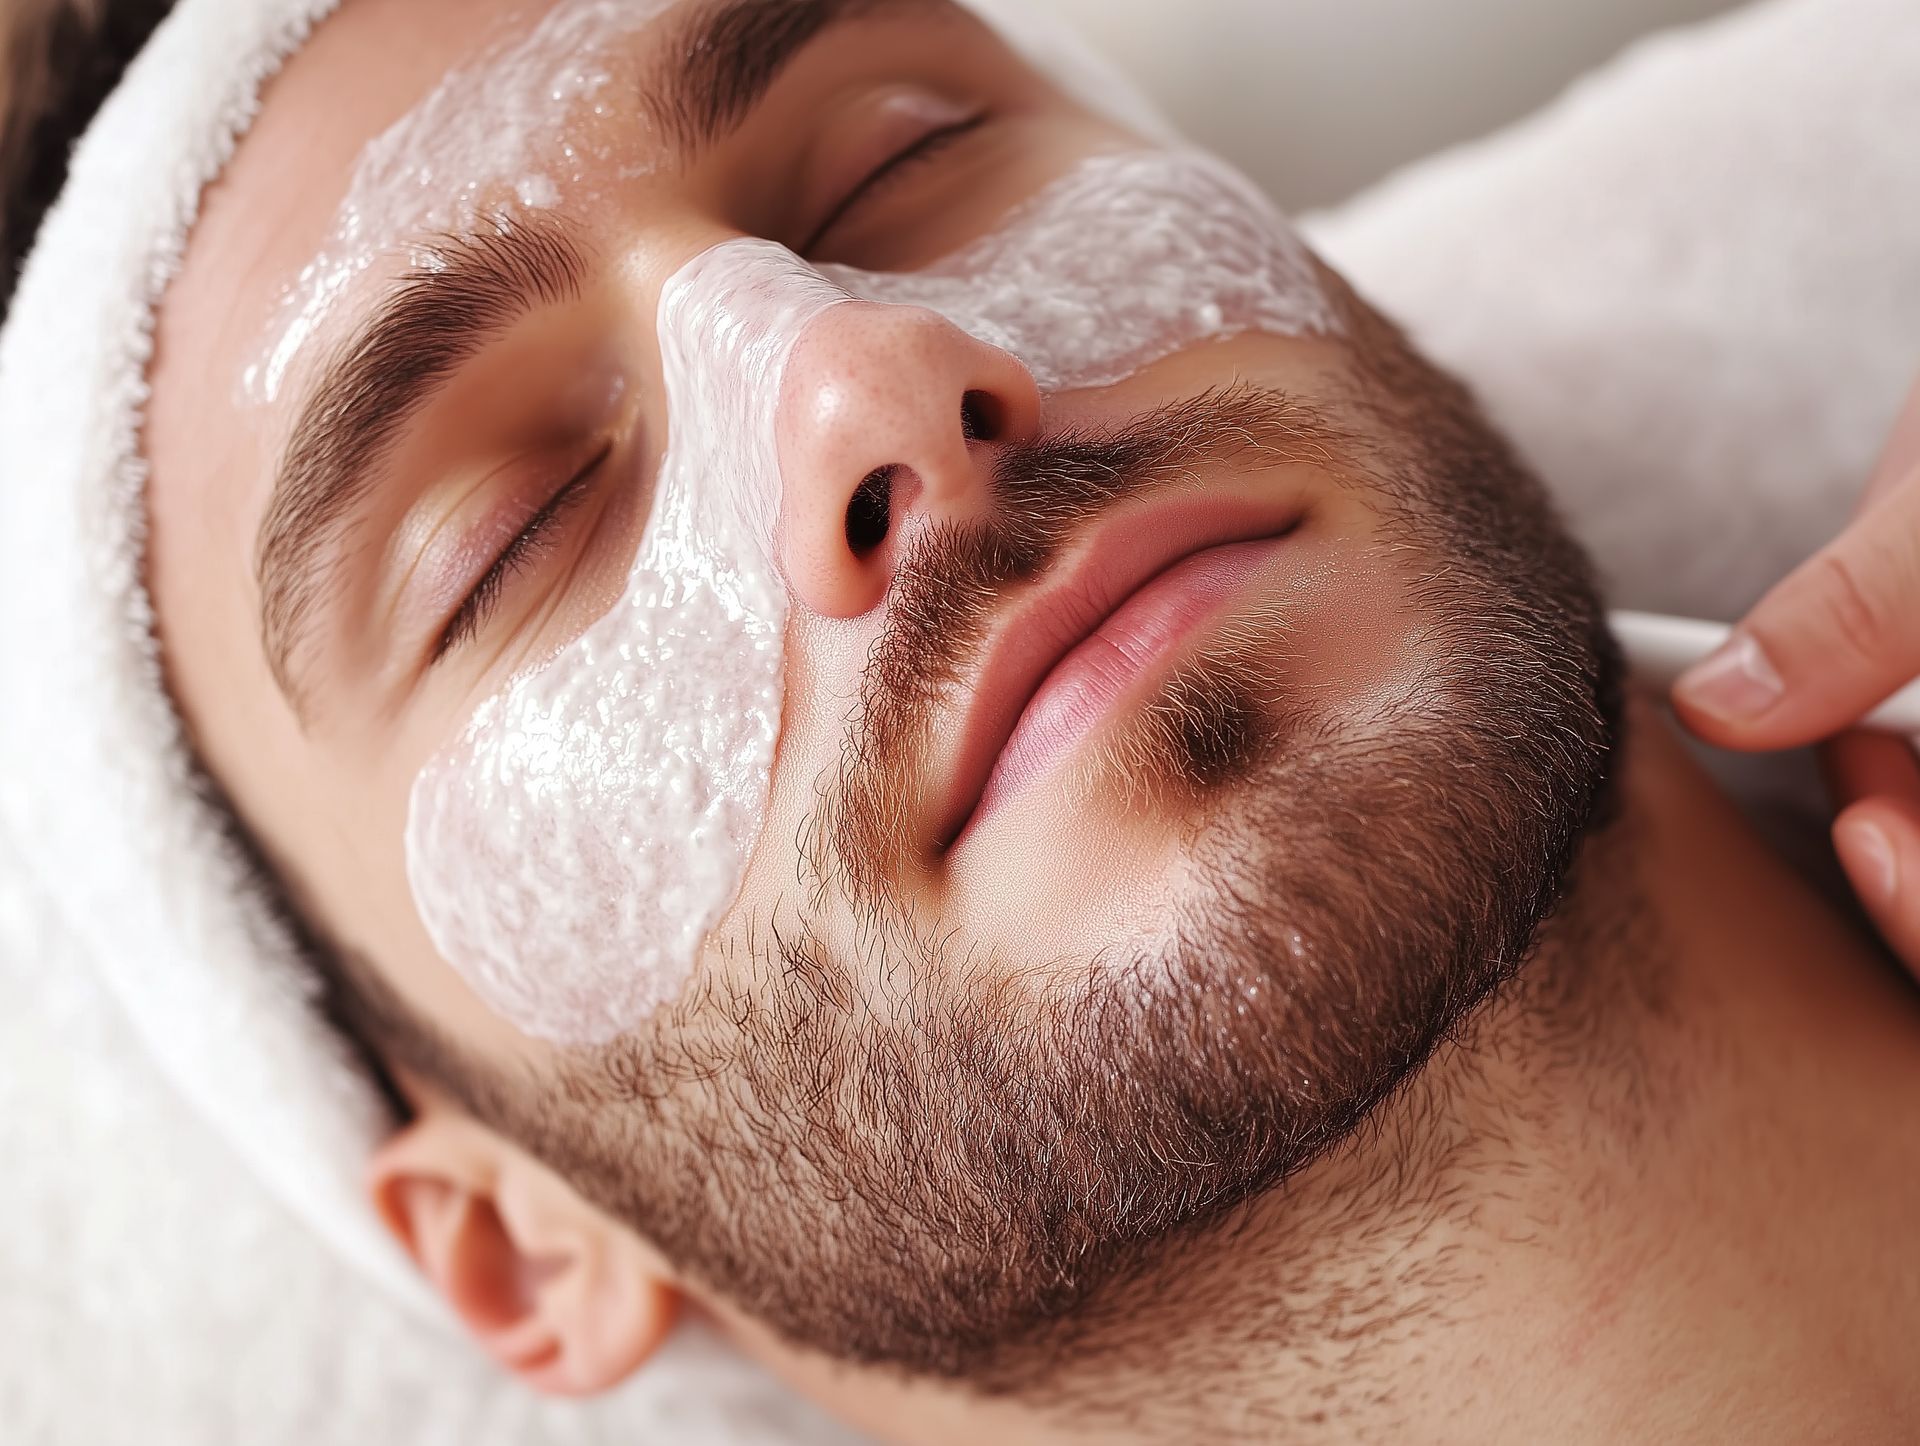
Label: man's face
xmin=145 ymin=0 xmax=1617 ymax=1383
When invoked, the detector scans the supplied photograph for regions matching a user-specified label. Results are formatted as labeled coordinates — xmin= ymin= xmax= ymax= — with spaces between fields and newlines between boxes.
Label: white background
xmin=1041 ymin=0 xmax=1745 ymax=207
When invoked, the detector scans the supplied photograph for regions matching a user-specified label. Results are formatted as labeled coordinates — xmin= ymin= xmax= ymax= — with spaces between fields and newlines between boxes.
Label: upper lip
xmin=932 ymin=493 xmax=1301 ymax=848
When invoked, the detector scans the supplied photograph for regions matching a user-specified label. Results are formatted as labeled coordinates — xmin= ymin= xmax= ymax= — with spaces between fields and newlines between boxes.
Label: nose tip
xmin=776 ymin=302 xmax=1042 ymax=619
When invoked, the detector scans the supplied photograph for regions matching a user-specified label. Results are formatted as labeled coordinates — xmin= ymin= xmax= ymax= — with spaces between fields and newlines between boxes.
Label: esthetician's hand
xmin=1673 ymin=372 xmax=1920 ymax=968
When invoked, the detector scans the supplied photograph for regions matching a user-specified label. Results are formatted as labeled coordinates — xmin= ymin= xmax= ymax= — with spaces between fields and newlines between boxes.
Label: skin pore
xmin=138 ymin=0 xmax=1920 ymax=1440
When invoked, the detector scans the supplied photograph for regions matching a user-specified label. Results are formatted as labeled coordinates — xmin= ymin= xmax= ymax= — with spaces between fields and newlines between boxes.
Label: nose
xmin=776 ymin=302 xmax=1042 ymax=619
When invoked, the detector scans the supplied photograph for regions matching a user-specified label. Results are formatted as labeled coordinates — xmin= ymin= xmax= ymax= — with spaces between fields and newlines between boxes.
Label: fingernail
xmin=1675 ymin=631 xmax=1784 ymax=722
xmin=1838 ymin=819 xmax=1898 ymax=906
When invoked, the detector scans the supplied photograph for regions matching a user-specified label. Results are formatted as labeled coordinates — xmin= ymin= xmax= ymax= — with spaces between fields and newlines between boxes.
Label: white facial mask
xmin=403 ymin=145 xmax=1342 ymax=1046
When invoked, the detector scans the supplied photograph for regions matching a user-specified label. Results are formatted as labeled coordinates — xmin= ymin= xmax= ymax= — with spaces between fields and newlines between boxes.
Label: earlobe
xmin=368 ymin=1112 xmax=679 ymax=1396
xmin=519 ymin=1231 xmax=681 ymax=1396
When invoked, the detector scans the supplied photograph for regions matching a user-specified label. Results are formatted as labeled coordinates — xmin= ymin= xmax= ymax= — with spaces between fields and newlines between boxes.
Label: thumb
xmin=1674 ymin=505 xmax=1920 ymax=749
xmin=1674 ymin=379 xmax=1920 ymax=751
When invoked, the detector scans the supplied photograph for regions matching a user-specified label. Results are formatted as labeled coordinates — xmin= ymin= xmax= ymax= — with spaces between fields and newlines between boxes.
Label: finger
xmin=1822 ymin=724 xmax=1920 ymax=979
xmin=1820 ymin=727 xmax=1920 ymax=810
xmin=1855 ymin=374 xmax=1920 ymax=516
xmin=1674 ymin=374 xmax=1920 ymax=750
xmin=1832 ymin=796 xmax=1920 ymax=979
xmin=1672 ymin=474 xmax=1920 ymax=750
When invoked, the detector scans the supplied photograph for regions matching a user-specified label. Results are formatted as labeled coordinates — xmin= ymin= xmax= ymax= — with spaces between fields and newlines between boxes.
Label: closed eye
xmin=801 ymin=111 xmax=988 ymax=256
xmin=431 ymin=444 xmax=611 ymax=664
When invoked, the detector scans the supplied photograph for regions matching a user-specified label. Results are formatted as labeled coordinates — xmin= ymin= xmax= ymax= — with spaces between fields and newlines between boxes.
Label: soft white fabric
xmin=0 ymin=0 xmax=439 ymax=1316
xmin=2 ymin=0 xmax=1917 ymax=1439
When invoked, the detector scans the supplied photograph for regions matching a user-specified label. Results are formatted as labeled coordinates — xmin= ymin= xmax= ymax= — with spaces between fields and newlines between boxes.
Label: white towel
xmin=3 ymin=0 xmax=1917 ymax=1440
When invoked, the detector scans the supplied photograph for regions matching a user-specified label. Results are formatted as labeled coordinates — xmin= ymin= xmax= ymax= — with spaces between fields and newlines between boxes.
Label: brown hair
xmin=0 ymin=0 xmax=177 ymax=316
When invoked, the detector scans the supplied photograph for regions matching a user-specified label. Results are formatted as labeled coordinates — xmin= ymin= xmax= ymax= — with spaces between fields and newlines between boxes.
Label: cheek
xmin=284 ymin=738 xmax=450 ymax=1003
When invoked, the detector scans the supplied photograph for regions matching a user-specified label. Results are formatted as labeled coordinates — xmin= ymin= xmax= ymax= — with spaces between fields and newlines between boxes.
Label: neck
xmin=784 ymin=697 xmax=1920 ymax=1444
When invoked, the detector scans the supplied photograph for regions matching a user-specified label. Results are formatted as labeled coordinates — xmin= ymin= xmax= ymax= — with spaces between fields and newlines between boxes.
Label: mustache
xmin=810 ymin=382 xmax=1356 ymax=907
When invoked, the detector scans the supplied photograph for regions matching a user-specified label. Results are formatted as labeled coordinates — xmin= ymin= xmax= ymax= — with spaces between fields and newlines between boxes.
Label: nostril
xmin=845 ymin=465 xmax=894 ymax=557
xmin=960 ymin=389 xmax=1002 ymax=443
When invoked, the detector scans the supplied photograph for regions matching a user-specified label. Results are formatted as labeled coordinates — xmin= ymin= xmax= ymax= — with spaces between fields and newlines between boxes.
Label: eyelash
xmin=802 ymin=111 xmax=989 ymax=255
xmin=432 ymin=446 xmax=610 ymax=664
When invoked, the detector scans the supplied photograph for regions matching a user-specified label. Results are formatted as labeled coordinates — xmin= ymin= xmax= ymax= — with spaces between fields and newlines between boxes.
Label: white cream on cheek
xmin=406 ymin=243 xmax=839 ymax=1046
xmin=404 ymin=147 xmax=1343 ymax=1046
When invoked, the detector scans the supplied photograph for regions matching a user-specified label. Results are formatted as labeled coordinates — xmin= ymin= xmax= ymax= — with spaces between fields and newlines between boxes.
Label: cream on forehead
xmin=240 ymin=0 xmax=1177 ymax=406
xmin=404 ymin=146 xmax=1342 ymax=1046
xmin=244 ymin=0 xmax=676 ymax=405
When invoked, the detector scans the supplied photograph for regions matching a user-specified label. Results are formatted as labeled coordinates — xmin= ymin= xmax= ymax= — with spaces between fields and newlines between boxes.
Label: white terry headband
xmin=0 ymin=0 xmax=1173 ymax=1326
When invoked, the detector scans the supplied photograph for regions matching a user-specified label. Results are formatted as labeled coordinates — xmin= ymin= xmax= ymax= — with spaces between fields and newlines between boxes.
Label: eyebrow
xmin=646 ymin=0 xmax=929 ymax=154
xmin=256 ymin=0 xmax=942 ymax=717
xmin=256 ymin=218 xmax=586 ymax=713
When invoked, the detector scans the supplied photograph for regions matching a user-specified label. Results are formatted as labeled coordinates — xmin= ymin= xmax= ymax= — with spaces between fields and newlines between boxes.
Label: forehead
xmin=164 ymin=0 xmax=671 ymax=428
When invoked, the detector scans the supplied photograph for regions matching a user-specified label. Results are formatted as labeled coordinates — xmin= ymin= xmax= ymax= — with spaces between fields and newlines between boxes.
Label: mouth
xmin=935 ymin=496 xmax=1302 ymax=850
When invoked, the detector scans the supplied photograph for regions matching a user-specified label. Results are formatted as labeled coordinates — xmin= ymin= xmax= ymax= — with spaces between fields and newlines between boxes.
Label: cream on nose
xmin=775 ymin=302 xmax=1042 ymax=619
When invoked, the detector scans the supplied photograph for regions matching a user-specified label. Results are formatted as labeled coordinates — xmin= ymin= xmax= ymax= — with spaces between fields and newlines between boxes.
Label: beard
xmin=463 ymin=295 xmax=1624 ymax=1385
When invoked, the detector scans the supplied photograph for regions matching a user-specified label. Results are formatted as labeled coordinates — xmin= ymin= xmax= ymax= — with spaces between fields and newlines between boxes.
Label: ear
xmin=367 ymin=1103 xmax=679 ymax=1396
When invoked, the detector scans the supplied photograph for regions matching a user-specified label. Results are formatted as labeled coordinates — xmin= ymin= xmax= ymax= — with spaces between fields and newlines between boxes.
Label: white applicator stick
xmin=1610 ymin=609 xmax=1920 ymax=735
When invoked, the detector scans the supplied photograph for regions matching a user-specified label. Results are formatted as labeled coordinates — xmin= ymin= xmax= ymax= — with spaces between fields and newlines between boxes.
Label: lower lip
xmin=969 ymin=535 xmax=1284 ymax=829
